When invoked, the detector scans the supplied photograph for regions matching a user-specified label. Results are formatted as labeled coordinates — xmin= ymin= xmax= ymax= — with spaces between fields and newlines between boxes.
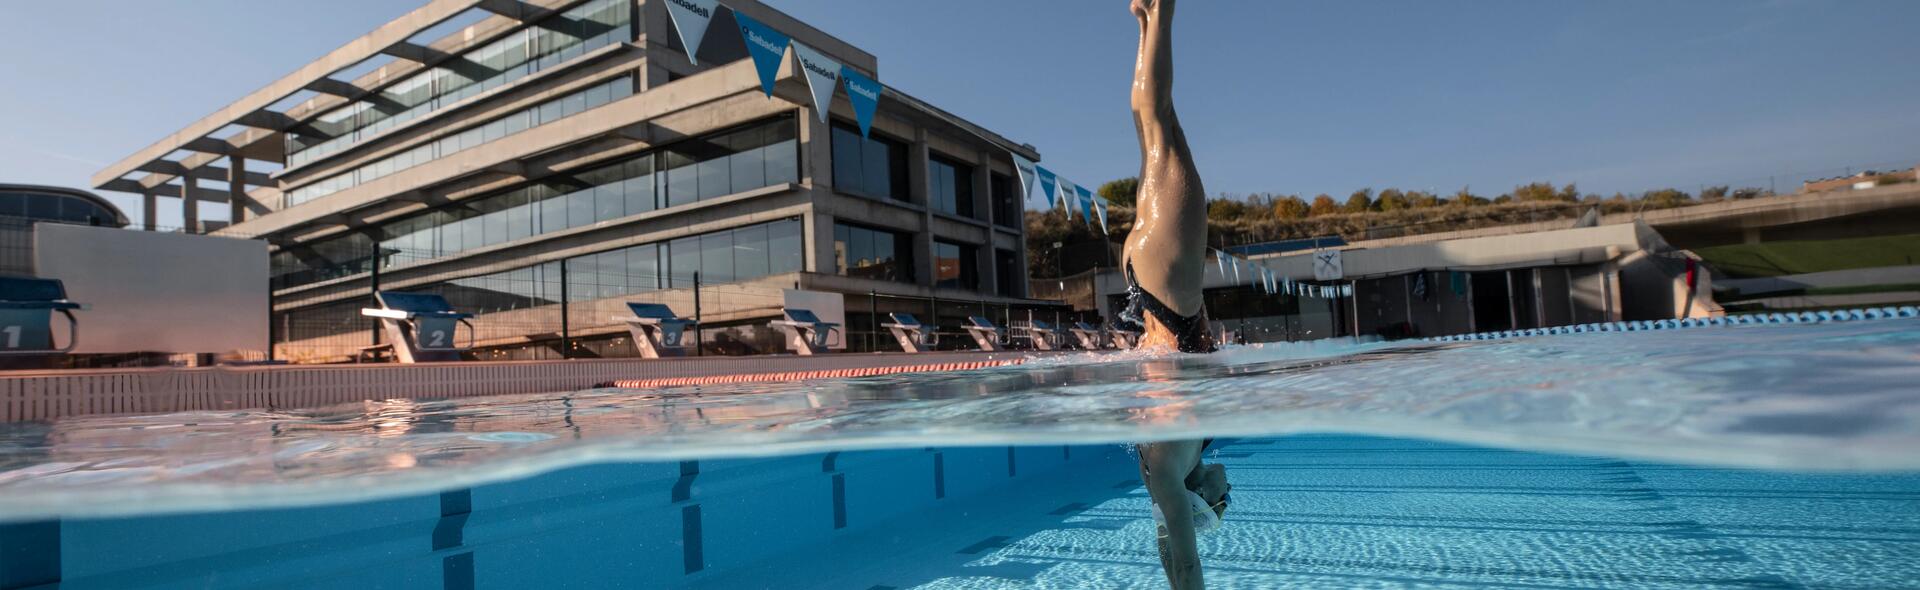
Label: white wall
xmin=35 ymin=224 xmax=269 ymax=354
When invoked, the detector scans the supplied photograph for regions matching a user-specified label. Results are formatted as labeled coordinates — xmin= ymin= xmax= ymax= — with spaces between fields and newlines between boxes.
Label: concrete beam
xmin=181 ymin=136 xmax=235 ymax=155
xmin=382 ymin=41 xmax=453 ymax=64
xmin=476 ymin=0 xmax=557 ymax=21
xmin=91 ymin=0 xmax=502 ymax=189
xmin=304 ymin=77 xmax=371 ymax=98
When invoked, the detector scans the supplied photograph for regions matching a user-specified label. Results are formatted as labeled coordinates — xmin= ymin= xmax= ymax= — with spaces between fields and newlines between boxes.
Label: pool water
xmin=2 ymin=319 xmax=1919 ymax=588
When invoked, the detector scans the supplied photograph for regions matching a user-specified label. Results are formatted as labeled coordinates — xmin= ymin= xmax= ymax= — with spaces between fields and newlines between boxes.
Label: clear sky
xmin=3 ymin=0 xmax=1917 ymax=227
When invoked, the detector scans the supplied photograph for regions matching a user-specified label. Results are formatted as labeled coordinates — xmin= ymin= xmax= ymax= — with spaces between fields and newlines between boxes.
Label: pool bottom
xmin=7 ymin=435 xmax=1917 ymax=589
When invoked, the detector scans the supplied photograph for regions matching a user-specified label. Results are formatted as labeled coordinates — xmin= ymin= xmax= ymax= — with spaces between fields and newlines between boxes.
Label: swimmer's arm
xmin=1141 ymin=441 xmax=1204 ymax=589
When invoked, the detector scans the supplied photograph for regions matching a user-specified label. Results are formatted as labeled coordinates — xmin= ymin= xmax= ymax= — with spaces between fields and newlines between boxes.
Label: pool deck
xmin=0 ymin=350 xmax=1075 ymax=423
xmin=692 ymin=436 xmax=1920 ymax=590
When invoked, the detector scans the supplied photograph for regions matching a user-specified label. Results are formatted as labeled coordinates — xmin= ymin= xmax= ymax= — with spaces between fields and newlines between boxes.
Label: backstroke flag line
xmin=1012 ymin=154 xmax=1038 ymax=204
xmin=1036 ymin=167 xmax=1059 ymax=209
xmin=663 ymin=0 xmax=719 ymax=65
xmin=840 ymin=66 xmax=883 ymax=138
xmin=1057 ymin=178 xmax=1078 ymax=214
xmin=735 ymin=12 xmax=790 ymax=98
xmin=1094 ymin=197 xmax=1109 ymax=234
xmin=791 ymin=43 xmax=840 ymax=123
xmin=1075 ymin=185 xmax=1096 ymax=224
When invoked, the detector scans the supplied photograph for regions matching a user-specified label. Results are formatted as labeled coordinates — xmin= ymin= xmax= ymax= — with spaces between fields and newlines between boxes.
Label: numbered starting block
xmin=360 ymin=291 xmax=474 ymax=363
xmin=615 ymin=302 xmax=694 ymax=359
xmin=1109 ymin=325 xmax=1142 ymax=349
xmin=770 ymin=308 xmax=840 ymax=355
xmin=1070 ymin=322 xmax=1107 ymax=350
xmin=1022 ymin=320 xmax=1065 ymax=351
xmin=0 ymin=276 xmax=81 ymax=355
xmin=964 ymin=316 xmax=1005 ymax=351
xmin=882 ymin=312 xmax=939 ymax=353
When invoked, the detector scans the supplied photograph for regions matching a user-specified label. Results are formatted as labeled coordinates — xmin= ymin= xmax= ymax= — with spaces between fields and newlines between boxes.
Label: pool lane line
xmin=1428 ymin=305 xmax=1920 ymax=343
xmin=675 ymin=460 xmax=704 ymax=575
xmin=600 ymin=359 xmax=1026 ymax=389
xmin=434 ymin=489 xmax=474 ymax=590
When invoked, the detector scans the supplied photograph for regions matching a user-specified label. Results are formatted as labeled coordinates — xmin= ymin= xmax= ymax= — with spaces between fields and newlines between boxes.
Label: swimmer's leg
xmin=1122 ymin=0 xmax=1211 ymax=350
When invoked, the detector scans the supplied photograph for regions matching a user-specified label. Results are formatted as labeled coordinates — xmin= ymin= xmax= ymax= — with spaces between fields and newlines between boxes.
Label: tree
xmin=1097 ymin=177 xmax=1140 ymax=209
xmin=1699 ymin=185 xmax=1729 ymax=203
xmin=1309 ymin=194 xmax=1341 ymax=217
xmin=1450 ymin=187 xmax=1487 ymax=208
xmin=1207 ymin=196 xmax=1252 ymax=222
xmin=1642 ymin=188 xmax=1693 ymax=209
xmin=1377 ymin=188 xmax=1411 ymax=211
xmin=1731 ymin=187 xmax=1766 ymax=200
xmin=1272 ymin=195 xmax=1309 ymax=220
xmin=1408 ymin=190 xmax=1441 ymax=208
xmin=1343 ymin=192 xmax=1373 ymax=213
xmin=1493 ymin=194 xmax=1514 ymax=205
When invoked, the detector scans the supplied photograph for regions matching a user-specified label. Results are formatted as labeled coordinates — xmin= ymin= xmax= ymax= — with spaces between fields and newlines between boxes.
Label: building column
xmin=142 ymin=190 xmax=157 ymax=231
xmin=229 ymin=155 xmax=248 ymax=227
xmin=911 ymin=129 xmax=934 ymax=287
xmin=181 ymin=175 xmax=199 ymax=234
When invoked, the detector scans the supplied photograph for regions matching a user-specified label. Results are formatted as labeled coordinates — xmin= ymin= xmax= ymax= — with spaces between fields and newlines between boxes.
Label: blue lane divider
xmin=1425 ymin=305 xmax=1920 ymax=343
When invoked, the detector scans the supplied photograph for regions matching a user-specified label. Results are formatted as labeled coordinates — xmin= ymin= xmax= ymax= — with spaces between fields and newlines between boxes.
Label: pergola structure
xmin=90 ymin=0 xmax=585 ymax=234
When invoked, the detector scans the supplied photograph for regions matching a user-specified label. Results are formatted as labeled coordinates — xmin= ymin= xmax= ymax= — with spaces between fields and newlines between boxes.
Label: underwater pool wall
xmin=1 ymin=443 xmax=1138 ymax=589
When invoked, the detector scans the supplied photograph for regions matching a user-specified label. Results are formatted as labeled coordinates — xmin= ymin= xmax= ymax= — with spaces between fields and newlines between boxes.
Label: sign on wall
xmin=1312 ymin=249 xmax=1345 ymax=281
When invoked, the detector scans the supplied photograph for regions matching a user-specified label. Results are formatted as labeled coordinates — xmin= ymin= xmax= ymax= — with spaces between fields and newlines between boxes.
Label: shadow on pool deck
xmin=687 ymin=435 xmax=1920 ymax=590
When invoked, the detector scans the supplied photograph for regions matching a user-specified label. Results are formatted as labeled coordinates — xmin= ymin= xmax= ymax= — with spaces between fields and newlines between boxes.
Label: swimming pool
xmin=3 ymin=318 xmax=1919 ymax=588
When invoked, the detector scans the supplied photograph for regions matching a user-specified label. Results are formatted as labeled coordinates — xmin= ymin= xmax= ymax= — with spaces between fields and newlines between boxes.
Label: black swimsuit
xmin=1119 ymin=262 xmax=1217 ymax=353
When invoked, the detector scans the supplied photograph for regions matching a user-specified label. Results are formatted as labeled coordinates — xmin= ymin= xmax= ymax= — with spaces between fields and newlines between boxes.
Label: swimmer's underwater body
xmin=1121 ymin=1 xmax=1231 ymax=589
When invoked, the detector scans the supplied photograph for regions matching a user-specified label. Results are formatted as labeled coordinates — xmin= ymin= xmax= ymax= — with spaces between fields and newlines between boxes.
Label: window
xmin=284 ymin=0 xmax=633 ymax=167
xmin=991 ymin=172 xmax=1020 ymax=228
xmin=933 ymin=240 xmax=978 ymax=291
xmin=274 ymin=116 xmax=795 ymax=290
xmin=996 ymin=248 xmax=1021 ymax=297
xmin=930 ymin=155 xmax=975 ymax=218
xmin=831 ymin=122 xmax=909 ymax=202
xmin=833 ymin=223 xmax=912 ymax=283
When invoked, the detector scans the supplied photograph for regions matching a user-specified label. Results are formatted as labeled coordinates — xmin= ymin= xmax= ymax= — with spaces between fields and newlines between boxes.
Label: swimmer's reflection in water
xmin=1119 ymin=0 xmax=1229 ymax=588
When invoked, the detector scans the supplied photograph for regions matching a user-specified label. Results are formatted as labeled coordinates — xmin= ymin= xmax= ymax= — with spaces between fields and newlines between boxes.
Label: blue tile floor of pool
xmin=690 ymin=435 xmax=1920 ymax=589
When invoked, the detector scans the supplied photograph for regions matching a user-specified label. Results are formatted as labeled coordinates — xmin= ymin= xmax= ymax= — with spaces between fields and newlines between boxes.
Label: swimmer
xmin=1122 ymin=1 xmax=1229 ymax=588
xmin=1118 ymin=0 xmax=1213 ymax=355
xmin=1138 ymin=439 xmax=1231 ymax=590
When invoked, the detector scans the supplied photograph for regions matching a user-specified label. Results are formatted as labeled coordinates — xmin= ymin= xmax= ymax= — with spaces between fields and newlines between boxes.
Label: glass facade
xmin=271 ymin=115 xmax=798 ymax=290
xmin=273 ymin=219 xmax=801 ymax=359
xmin=929 ymin=155 xmax=975 ymax=218
xmin=933 ymin=240 xmax=977 ymax=291
xmin=830 ymin=122 xmax=909 ymax=202
xmin=990 ymin=172 xmax=1020 ymax=228
xmin=833 ymin=223 xmax=912 ymax=283
xmin=285 ymin=0 xmax=633 ymax=168
xmin=286 ymin=76 xmax=633 ymax=206
xmin=0 ymin=192 xmax=118 ymax=226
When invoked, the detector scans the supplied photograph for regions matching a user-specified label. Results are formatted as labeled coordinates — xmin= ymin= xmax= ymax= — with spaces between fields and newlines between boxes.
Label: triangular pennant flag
xmin=1075 ymin=185 xmax=1096 ymax=224
xmin=663 ymin=0 xmax=719 ymax=65
xmin=1094 ymin=198 xmax=1109 ymax=234
xmin=1266 ymin=268 xmax=1276 ymax=294
xmin=790 ymin=44 xmax=840 ymax=124
xmin=840 ymin=65 xmax=882 ymax=138
xmin=1012 ymin=154 xmax=1038 ymax=204
xmin=734 ymin=12 xmax=791 ymax=98
xmin=1036 ymin=167 xmax=1058 ymax=208
xmin=1230 ymin=256 xmax=1241 ymax=283
xmin=1215 ymin=250 xmax=1227 ymax=278
xmin=1057 ymin=178 xmax=1077 ymax=214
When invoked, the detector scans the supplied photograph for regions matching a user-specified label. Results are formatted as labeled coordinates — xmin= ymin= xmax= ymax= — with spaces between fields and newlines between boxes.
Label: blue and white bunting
xmin=1075 ymin=185 xmax=1095 ymax=224
xmin=1093 ymin=197 xmax=1109 ymax=234
xmin=663 ymin=0 xmax=719 ymax=65
xmin=1036 ymin=167 xmax=1059 ymax=209
xmin=1012 ymin=154 xmax=1038 ymax=205
xmin=1215 ymin=250 xmax=1227 ymax=278
xmin=790 ymin=43 xmax=840 ymax=123
xmin=839 ymin=65 xmax=883 ymax=138
xmin=1056 ymin=178 xmax=1077 ymax=214
xmin=734 ymin=12 xmax=790 ymax=98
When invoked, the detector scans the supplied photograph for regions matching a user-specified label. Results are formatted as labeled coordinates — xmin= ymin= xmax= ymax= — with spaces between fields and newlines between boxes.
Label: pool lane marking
xmin=933 ymin=452 xmax=946 ymax=500
xmin=1007 ymin=447 xmax=1017 ymax=477
xmin=602 ymin=359 xmax=1025 ymax=389
xmin=676 ymin=460 xmax=704 ymax=574
xmin=825 ymin=451 xmax=847 ymax=530
xmin=0 ymin=519 xmax=59 ymax=589
xmin=435 ymin=489 xmax=474 ymax=590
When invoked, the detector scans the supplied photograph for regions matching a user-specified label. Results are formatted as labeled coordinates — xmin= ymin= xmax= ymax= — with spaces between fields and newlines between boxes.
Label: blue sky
xmin=2 ymin=0 xmax=1916 ymax=227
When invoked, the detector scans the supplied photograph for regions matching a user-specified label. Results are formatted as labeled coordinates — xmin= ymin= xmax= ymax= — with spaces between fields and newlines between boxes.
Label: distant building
xmin=1801 ymin=165 xmax=1918 ymax=193
xmin=0 ymin=184 xmax=130 ymax=274
xmin=91 ymin=0 xmax=1052 ymax=362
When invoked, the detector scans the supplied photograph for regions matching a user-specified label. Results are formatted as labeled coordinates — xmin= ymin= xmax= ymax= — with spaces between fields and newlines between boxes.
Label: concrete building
xmin=0 ymin=184 xmax=130 ymax=275
xmin=92 ymin=0 xmax=1049 ymax=362
xmin=1077 ymin=222 xmax=1720 ymax=343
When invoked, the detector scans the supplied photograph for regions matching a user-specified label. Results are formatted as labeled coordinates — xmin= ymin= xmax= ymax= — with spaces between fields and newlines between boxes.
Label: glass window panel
xmin=506 ymin=194 xmax=533 ymax=242
xmin=769 ymin=219 xmax=803 ymax=274
xmin=540 ymin=191 xmax=568 ymax=234
xmin=664 ymin=150 xmax=697 ymax=208
xmin=766 ymin=137 xmax=797 ymax=185
xmin=626 ymin=243 xmax=658 ymax=292
xmin=831 ymin=125 xmax=863 ymax=196
xmin=729 ymin=127 xmax=766 ymax=192
xmin=460 ymin=215 xmax=485 ymax=252
xmin=623 ymin=158 xmax=654 ymax=215
xmin=696 ymin=155 xmax=728 ymax=200
xmin=439 ymin=215 xmax=463 ymax=254
xmin=594 ymin=181 xmax=624 ymax=221
xmin=504 ymin=109 xmax=530 ymax=135
xmin=585 ymin=82 xmax=611 ymax=109
xmin=483 ymin=206 xmax=509 ymax=247
xmin=864 ymin=137 xmax=892 ymax=201
xmin=833 ymin=224 xmax=850 ymax=274
xmin=733 ymin=223 xmax=769 ymax=279
xmin=699 ymin=230 xmax=733 ymax=283
xmin=667 ymin=236 xmax=699 ymax=288
xmin=565 ymin=187 xmax=594 ymax=229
